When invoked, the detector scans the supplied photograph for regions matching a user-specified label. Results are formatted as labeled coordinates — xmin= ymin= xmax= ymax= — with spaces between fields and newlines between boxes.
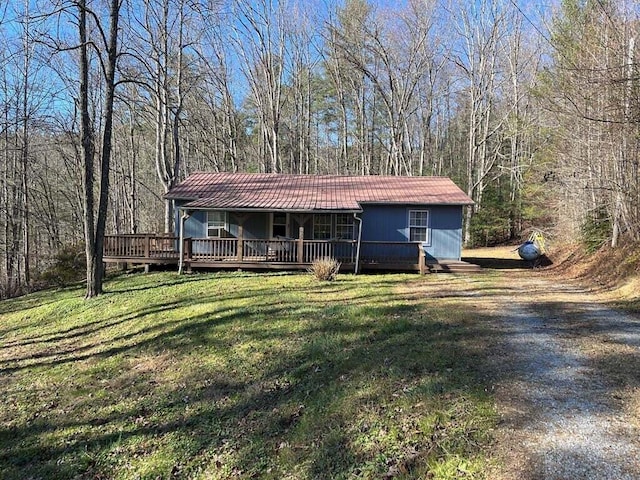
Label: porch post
xmin=353 ymin=213 xmax=362 ymax=274
xmin=178 ymin=209 xmax=191 ymax=274
xmin=418 ymin=244 xmax=427 ymax=275
xmin=237 ymin=223 xmax=244 ymax=262
xmin=144 ymin=234 xmax=151 ymax=259
xmin=143 ymin=235 xmax=151 ymax=273
xmin=185 ymin=238 xmax=193 ymax=272
xmin=297 ymin=226 xmax=304 ymax=264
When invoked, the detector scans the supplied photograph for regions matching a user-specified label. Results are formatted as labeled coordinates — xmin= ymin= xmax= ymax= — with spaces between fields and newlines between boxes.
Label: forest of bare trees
xmin=0 ymin=0 xmax=638 ymax=297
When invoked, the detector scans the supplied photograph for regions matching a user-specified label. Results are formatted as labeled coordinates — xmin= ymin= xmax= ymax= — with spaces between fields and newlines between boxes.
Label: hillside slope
xmin=0 ymin=272 xmax=497 ymax=480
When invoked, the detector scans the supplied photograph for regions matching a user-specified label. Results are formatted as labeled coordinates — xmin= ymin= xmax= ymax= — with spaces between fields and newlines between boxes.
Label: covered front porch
xmin=102 ymin=234 xmax=432 ymax=273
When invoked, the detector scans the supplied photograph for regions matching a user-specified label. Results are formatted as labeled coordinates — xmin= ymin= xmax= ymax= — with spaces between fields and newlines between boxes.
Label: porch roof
xmin=167 ymin=172 xmax=473 ymax=212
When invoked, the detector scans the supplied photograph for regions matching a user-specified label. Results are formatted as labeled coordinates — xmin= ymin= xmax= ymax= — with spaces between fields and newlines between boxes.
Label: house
xmin=103 ymin=172 xmax=477 ymax=273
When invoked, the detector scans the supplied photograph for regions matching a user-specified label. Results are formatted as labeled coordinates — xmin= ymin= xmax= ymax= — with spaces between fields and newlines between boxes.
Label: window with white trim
xmin=313 ymin=214 xmax=332 ymax=240
xmin=409 ymin=210 xmax=429 ymax=242
xmin=207 ymin=211 xmax=227 ymax=238
xmin=335 ymin=214 xmax=354 ymax=240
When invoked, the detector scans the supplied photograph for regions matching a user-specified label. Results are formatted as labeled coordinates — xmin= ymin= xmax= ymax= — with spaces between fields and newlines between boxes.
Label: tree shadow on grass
xmin=105 ymin=271 xmax=221 ymax=294
xmin=1 ymin=272 xmax=338 ymax=359
xmin=0 ymin=274 xmax=500 ymax=479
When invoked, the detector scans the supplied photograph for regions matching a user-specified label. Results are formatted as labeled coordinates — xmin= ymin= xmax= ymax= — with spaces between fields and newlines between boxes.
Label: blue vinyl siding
xmin=360 ymin=205 xmax=408 ymax=242
xmin=360 ymin=204 xmax=463 ymax=261
xmin=174 ymin=200 xmax=464 ymax=262
xmin=427 ymin=206 xmax=463 ymax=261
xmin=175 ymin=202 xmax=269 ymax=240
xmin=185 ymin=210 xmax=206 ymax=238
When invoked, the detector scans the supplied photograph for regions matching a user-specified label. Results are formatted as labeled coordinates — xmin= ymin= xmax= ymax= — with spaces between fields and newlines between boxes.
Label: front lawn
xmin=0 ymin=272 xmax=497 ymax=479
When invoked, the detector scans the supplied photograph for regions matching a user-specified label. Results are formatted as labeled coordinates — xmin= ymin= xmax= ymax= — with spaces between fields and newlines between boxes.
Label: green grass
xmin=0 ymin=271 xmax=497 ymax=479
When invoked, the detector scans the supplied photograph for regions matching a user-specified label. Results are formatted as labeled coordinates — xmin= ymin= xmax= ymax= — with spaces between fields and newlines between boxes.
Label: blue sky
xmin=0 ymin=0 xmax=555 ymax=124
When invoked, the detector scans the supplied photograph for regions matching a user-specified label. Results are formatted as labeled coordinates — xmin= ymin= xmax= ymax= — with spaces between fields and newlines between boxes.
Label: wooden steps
xmin=426 ymin=260 xmax=482 ymax=273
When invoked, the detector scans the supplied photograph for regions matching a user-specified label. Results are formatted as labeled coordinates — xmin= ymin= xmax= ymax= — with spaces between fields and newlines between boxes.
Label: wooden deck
xmin=103 ymin=234 xmax=479 ymax=274
xmin=104 ymin=235 xmax=365 ymax=271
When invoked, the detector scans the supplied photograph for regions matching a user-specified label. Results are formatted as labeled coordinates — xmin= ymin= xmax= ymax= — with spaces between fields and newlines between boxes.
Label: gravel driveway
xmin=425 ymin=271 xmax=640 ymax=479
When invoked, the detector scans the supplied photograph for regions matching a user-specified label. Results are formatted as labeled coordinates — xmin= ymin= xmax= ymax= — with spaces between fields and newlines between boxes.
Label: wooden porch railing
xmin=103 ymin=235 xmax=423 ymax=272
xmin=359 ymin=241 xmax=422 ymax=264
xmin=103 ymin=234 xmax=179 ymax=259
xmin=184 ymin=237 xmax=357 ymax=264
xmin=104 ymin=235 xmax=359 ymax=263
xmin=360 ymin=241 xmax=427 ymax=274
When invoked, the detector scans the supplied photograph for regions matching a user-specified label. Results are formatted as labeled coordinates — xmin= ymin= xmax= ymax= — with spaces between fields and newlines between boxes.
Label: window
xmin=313 ymin=215 xmax=332 ymax=240
xmin=409 ymin=210 xmax=429 ymax=242
xmin=272 ymin=212 xmax=288 ymax=238
xmin=207 ymin=211 xmax=227 ymax=238
xmin=335 ymin=214 xmax=354 ymax=240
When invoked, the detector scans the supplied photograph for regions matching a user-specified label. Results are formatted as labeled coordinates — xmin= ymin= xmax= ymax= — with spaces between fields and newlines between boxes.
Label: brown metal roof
xmin=166 ymin=172 xmax=473 ymax=212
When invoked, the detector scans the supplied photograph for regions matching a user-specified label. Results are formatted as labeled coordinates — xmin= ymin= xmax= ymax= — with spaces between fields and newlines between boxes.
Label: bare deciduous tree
xmin=75 ymin=0 xmax=123 ymax=297
xmin=231 ymin=0 xmax=288 ymax=173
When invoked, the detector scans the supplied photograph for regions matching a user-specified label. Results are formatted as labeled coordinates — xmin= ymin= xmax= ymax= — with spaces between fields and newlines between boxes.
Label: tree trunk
xmin=79 ymin=0 xmax=120 ymax=298
xmin=21 ymin=0 xmax=30 ymax=287
xmin=79 ymin=0 xmax=98 ymax=298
